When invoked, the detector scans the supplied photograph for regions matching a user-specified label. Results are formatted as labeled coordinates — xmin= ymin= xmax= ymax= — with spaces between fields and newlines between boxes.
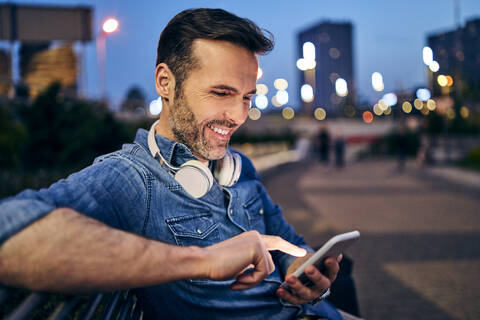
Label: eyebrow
xmin=211 ymin=85 xmax=256 ymax=95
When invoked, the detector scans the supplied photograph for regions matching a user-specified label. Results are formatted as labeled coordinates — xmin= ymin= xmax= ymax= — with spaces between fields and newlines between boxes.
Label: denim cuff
xmin=0 ymin=198 xmax=55 ymax=246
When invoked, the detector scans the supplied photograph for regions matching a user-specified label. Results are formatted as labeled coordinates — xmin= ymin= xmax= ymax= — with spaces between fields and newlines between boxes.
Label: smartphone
xmin=280 ymin=230 xmax=360 ymax=291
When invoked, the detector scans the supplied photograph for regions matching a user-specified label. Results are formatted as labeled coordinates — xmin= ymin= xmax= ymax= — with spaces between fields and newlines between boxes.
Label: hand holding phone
xmin=280 ymin=230 xmax=360 ymax=292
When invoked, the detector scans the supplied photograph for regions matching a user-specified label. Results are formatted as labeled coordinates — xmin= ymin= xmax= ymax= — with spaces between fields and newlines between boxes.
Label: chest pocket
xmin=243 ymin=194 xmax=266 ymax=234
xmin=166 ymin=213 xmax=220 ymax=247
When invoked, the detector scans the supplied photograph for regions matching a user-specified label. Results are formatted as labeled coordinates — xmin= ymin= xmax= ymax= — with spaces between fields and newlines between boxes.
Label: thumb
xmin=261 ymin=235 xmax=307 ymax=257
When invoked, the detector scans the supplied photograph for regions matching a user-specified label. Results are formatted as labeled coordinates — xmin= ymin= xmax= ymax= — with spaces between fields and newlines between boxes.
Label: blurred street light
xmin=98 ymin=17 xmax=119 ymax=100
xmin=102 ymin=18 xmax=119 ymax=33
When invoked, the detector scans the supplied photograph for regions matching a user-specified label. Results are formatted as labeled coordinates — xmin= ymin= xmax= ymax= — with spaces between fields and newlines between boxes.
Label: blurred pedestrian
xmin=317 ymin=126 xmax=331 ymax=164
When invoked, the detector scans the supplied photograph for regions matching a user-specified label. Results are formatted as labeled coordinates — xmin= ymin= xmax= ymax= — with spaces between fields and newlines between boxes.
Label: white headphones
xmin=147 ymin=120 xmax=242 ymax=198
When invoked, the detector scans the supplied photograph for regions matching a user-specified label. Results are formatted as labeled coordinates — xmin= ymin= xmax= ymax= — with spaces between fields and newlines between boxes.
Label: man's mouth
xmin=207 ymin=123 xmax=232 ymax=138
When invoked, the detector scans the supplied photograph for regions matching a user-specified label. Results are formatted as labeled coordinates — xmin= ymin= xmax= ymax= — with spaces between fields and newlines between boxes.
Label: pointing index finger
xmin=261 ymin=235 xmax=307 ymax=257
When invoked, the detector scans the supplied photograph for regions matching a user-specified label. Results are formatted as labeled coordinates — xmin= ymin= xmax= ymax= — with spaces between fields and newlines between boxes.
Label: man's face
xmin=168 ymin=39 xmax=258 ymax=161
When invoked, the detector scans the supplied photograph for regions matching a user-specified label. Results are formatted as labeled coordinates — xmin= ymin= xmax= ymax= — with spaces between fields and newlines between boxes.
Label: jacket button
xmin=229 ymin=209 xmax=233 ymax=214
xmin=259 ymin=209 xmax=264 ymax=215
xmin=196 ymin=229 xmax=202 ymax=234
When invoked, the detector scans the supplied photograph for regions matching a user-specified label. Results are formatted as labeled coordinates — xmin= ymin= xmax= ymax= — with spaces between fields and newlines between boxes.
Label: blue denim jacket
xmin=0 ymin=129 xmax=341 ymax=320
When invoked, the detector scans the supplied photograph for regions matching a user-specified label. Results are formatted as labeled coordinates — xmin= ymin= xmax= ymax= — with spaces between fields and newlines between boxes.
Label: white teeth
xmin=209 ymin=124 xmax=229 ymax=136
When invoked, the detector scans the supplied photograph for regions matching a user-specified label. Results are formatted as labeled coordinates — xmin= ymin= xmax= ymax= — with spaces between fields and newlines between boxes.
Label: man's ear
xmin=155 ymin=63 xmax=175 ymax=101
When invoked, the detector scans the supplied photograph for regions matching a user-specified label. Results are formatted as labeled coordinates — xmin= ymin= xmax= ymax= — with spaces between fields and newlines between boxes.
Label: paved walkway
xmin=263 ymin=159 xmax=480 ymax=320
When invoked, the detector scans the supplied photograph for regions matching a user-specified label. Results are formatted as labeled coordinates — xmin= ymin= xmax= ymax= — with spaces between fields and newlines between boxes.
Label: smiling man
xmin=0 ymin=8 xmax=348 ymax=320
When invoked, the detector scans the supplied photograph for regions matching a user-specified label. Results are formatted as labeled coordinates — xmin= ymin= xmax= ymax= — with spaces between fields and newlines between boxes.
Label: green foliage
xmin=0 ymin=83 xmax=146 ymax=197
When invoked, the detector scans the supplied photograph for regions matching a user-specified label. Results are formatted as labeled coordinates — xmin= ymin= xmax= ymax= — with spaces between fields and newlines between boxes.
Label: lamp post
xmin=97 ymin=18 xmax=119 ymax=100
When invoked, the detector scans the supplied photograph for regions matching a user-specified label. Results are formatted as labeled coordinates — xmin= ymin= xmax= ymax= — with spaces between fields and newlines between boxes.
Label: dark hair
xmin=156 ymin=8 xmax=274 ymax=96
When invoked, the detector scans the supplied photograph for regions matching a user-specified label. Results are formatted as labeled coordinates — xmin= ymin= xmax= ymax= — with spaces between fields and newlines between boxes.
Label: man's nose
xmin=224 ymin=101 xmax=248 ymax=125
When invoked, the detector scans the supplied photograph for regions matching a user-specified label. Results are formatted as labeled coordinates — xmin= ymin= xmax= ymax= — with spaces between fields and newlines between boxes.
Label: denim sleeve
xmin=0 ymin=156 xmax=148 ymax=246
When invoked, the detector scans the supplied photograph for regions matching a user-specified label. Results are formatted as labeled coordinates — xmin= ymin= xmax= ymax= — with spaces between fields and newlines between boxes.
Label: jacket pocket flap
xmin=166 ymin=213 xmax=218 ymax=239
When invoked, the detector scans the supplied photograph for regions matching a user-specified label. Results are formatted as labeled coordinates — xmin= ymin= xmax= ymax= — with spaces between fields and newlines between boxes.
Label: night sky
xmin=3 ymin=0 xmax=480 ymax=109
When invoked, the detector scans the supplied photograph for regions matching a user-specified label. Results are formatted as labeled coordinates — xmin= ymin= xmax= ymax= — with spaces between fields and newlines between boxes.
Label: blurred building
xmin=21 ymin=43 xmax=78 ymax=98
xmin=0 ymin=3 xmax=92 ymax=98
xmin=297 ymin=21 xmax=355 ymax=117
xmin=427 ymin=18 xmax=480 ymax=98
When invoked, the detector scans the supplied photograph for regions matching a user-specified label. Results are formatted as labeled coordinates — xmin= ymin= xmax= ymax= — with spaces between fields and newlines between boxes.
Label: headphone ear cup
xmin=215 ymin=151 xmax=233 ymax=186
xmin=175 ymin=160 xmax=213 ymax=198
xmin=215 ymin=151 xmax=242 ymax=187
xmin=230 ymin=153 xmax=242 ymax=186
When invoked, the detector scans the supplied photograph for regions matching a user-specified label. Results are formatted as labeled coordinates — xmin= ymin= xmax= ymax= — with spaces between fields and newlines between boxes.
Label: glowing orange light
xmin=363 ymin=111 xmax=373 ymax=124
xmin=445 ymin=75 xmax=453 ymax=87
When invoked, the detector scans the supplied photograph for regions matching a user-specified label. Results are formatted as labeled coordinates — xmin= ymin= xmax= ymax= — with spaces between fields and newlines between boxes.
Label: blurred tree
xmin=120 ymin=86 xmax=146 ymax=115
xmin=0 ymin=106 xmax=27 ymax=169
xmin=21 ymin=82 xmax=130 ymax=171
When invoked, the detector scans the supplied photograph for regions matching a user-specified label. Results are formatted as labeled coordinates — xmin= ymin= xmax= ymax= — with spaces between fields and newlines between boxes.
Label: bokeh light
xmin=426 ymin=99 xmax=436 ymax=111
xmin=429 ymin=61 xmax=440 ymax=72
xmin=271 ymin=95 xmax=282 ymax=107
xmin=296 ymin=58 xmax=307 ymax=71
xmin=384 ymin=106 xmax=392 ymax=115
xmin=445 ymin=75 xmax=453 ymax=87
xmin=460 ymin=106 xmax=469 ymax=118
xmin=447 ymin=108 xmax=456 ymax=120
xmin=314 ymin=107 xmax=327 ymax=120
xmin=423 ymin=46 xmax=433 ymax=65
xmin=103 ymin=18 xmax=119 ymax=33
xmin=383 ymin=93 xmax=398 ymax=106
xmin=274 ymin=78 xmax=288 ymax=90
xmin=416 ymin=88 xmax=431 ymax=101
xmin=344 ymin=105 xmax=356 ymax=117
xmin=248 ymin=108 xmax=261 ymax=120
xmin=437 ymin=75 xmax=448 ymax=87
xmin=335 ymin=78 xmax=348 ymax=97
xmin=303 ymin=42 xmax=316 ymax=61
xmin=301 ymin=84 xmax=314 ymax=103
xmin=414 ymin=99 xmax=423 ymax=110
xmin=402 ymin=102 xmax=412 ymax=113
xmin=329 ymin=47 xmax=340 ymax=59
xmin=276 ymin=90 xmax=289 ymax=105
xmin=149 ymin=97 xmax=162 ymax=115
xmin=373 ymin=103 xmax=383 ymax=116
xmin=372 ymin=72 xmax=384 ymax=92
xmin=256 ymin=84 xmax=268 ymax=95
xmin=363 ymin=111 xmax=373 ymax=123
xmin=282 ymin=107 xmax=295 ymax=120
xmin=255 ymin=95 xmax=268 ymax=110
xmin=378 ymin=99 xmax=388 ymax=111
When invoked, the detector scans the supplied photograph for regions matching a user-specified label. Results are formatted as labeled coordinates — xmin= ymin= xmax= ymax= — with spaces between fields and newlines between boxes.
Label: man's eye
xmin=213 ymin=91 xmax=228 ymax=97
